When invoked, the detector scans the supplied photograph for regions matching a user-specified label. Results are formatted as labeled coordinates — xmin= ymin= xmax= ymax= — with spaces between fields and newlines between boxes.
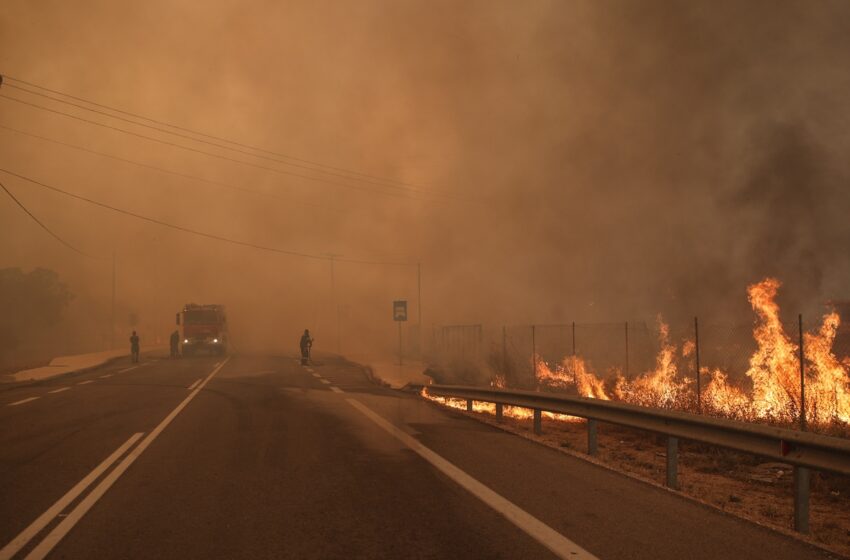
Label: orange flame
xmin=426 ymin=278 xmax=850 ymax=430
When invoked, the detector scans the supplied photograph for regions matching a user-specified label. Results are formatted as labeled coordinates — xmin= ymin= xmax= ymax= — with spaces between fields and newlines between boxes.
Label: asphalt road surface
xmin=0 ymin=353 xmax=838 ymax=559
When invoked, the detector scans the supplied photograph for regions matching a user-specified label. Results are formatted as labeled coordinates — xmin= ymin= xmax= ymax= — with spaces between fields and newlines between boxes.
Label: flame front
xmin=425 ymin=277 xmax=850 ymax=431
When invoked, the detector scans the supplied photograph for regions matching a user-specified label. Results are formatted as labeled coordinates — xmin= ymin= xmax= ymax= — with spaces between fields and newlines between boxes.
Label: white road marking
xmin=312 ymin=373 xmax=322 ymax=379
xmin=306 ymin=367 xmax=314 ymax=373
xmin=319 ymin=379 xmax=331 ymax=385
xmin=48 ymin=388 xmax=71 ymax=394
xmin=187 ymin=378 xmax=201 ymax=391
xmin=77 ymin=380 xmax=93 ymax=385
xmin=7 ymin=397 xmax=40 ymax=407
xmin=23 ymin=358 xmax=230 ymax=560
xmin=0 ymin=432 xmax=144 ymax=560
xmin=99 ymin=374 xmax=112 ymax=379
xmin=329 ymin=386 xmax=344 ymax=393
xmin=117 ymin=366 xmax=139 ymax=373
xmin=345 ymin=399 xmax=598 ymax=560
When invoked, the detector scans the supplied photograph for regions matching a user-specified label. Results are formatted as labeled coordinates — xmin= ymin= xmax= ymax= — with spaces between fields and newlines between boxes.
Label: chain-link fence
xmin=424 ymin=315 xmax=850 ymax=431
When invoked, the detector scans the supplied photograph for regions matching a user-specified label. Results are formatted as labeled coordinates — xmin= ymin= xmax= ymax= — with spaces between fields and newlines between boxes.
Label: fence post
xmin=797 ymin=313 xmax=806 ymax=431
xmin=502 ymin=326 xmax=508 ymax=375
xmin=666 ymin=436 xmax=678 ymax=489
xmin=531 ymin=324 xmax=537 ymax=379
xmin=587 ymin=419 xmax=598 ymax=456
xmin=495 ymin=402 xmax=503 ymax=422
xmin=624 ymin=321 xmax=629 ymax=377
xmin=571 ymin=321 xmax=576 ymax=355
xmin=533 ymin=409 xmax=542 ymax=435
xmin=794 ymin=466 xmax=810 ymax=533
xmin=695 ymin=316 xmax=701 ymax=413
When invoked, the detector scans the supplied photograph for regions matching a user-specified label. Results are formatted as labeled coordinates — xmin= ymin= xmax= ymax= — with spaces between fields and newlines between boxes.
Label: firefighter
xmin=170 ymin=330 xmax=180 ymax=358
xmin=299 ymin=329 xmax=313 ymax=365
xmin=130 ymin=330 xmax=140 ymax=363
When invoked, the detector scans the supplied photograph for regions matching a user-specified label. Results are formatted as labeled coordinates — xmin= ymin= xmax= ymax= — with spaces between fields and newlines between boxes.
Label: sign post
xmin=393 ymin=300 xmax=407 ymax=366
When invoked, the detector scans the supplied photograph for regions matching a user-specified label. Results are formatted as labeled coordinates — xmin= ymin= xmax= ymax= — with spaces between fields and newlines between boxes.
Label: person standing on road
xmin=130 ymin=330 xmax=140 ymax=363
xmin=299 ymin=329 xmax=313 ymax=365
xmin=169 ymin=330 xmax=180 ymax=358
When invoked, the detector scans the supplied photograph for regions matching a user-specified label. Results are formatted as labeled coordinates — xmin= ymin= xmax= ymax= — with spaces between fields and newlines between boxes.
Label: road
xmin=0 ymin=353 xmax=837 ymax=559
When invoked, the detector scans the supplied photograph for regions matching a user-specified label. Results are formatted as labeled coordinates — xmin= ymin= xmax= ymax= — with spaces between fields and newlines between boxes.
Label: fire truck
xmin=176 ymin=304 xmax=229 ymax=356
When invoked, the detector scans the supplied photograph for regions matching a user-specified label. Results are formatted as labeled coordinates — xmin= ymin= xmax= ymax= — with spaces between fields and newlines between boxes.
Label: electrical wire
xmin=2 ymin=74 xmax=443 ymax=195
xmin=3 ymin=81 xmax=448 ymax=199
xmin=0 ymin=178 xmax=102 ymax=258
xmin=0 ymin=167 xmax=415 ymax=266
xmin=0 ymin=123 xmax=347 ymax=214
xmin=0 ymin=94 xmax=430 ymax=202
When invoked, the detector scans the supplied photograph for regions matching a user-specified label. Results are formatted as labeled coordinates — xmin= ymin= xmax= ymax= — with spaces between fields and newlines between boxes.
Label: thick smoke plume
xmin=2 ymin=1 xmax=850 ymax=363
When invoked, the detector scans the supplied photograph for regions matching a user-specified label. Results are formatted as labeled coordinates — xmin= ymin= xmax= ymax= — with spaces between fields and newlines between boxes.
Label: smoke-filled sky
xmin=2 ymin=0 xmax=850 ymax=355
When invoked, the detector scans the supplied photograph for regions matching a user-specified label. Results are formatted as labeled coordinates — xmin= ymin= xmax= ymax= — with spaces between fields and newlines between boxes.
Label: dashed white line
xmin=48 ymin=388 xmax=70 ymax=394
xmin=7 ymin=397 xmax=40 ymax=407
xmin=345 ymin=399 xmax=598 ymax=560
xmin=319 ymin=379 xmax=331 ymax=385
xmin=99 ymin=374 xmax=112 ymax=379
xmin=306 ymin=367 xmax=315 ymax=373
xmin=187 ymin=378 xmax=202 ymax=391
xmin=329 ymin=386 xmax=344 ymax=394
xmin=0 ymin=432 xmax=145 ymax=560
xmin=20 ymin=358 xmax=230 ymax=560
xmin=117 ymin=366 xmax=139 ymax=373
xmin=77 ymin=380 xmax=93 ymax=385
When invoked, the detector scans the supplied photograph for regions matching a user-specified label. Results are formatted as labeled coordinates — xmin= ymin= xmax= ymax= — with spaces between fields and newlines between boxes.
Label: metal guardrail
xmin=426 ymin=384 xmax=850 ymax=534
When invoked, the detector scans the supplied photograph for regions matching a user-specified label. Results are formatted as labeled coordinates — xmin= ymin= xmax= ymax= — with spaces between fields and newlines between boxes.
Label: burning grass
xmin=479 ymin=278 xmax=850 ymax=433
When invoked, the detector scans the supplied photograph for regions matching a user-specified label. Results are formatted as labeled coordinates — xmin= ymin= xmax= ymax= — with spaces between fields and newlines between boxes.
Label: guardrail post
xmin=466 ymin=398 xmax=473 ymax=412
xmin=666 ymin=436 xmax=678 ymax=489
xmin=495 ymin=403 xmax=503 ymax=422
xmin=587 ymin=419 xmax=598 ymax=456
xmin=794 ymin=466 xmax=810 ymax=533
xmin=533 ymin=409 xmax=542 ymax=435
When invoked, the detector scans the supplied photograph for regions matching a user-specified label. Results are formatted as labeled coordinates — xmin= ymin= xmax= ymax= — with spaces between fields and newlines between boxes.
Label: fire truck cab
xmin=176 ymin=303 xmax=229 ymax=356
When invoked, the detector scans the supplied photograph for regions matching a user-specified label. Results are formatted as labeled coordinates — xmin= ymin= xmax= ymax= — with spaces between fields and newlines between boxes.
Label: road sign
xmin=393 ymin=300 xmax=408 ymax=321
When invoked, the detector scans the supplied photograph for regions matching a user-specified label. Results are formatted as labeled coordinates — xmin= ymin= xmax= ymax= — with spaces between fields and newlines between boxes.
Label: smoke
xmin=2 ymin=0 xmax=850 ymax=361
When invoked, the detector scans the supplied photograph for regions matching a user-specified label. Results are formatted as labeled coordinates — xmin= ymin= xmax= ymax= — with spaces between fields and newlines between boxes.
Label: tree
xmin=0 ymin=267 xmax=74 ymax=354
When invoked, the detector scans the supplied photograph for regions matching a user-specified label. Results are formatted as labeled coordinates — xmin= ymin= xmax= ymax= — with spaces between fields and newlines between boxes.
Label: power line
xmin=3 ymin=80 xmax=448 ymax=199
xmin=0 ymin=123 xmax=347 ymax=214
xmin=3 ymin=73 xmax=444 ymax=196
xmin=0 ymin=93 xmax=430 ymax=202
xmin=0 ymin=178 xmax=101 ymax=258
xmin=0 ymin=167 xmax=415 ymax=266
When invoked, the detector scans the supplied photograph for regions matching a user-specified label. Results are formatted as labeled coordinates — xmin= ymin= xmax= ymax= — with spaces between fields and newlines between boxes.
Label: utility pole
xmin=417 ymin=262 xmax=422 ymax=357
xmin=111 ymin=251 xmax=116 ymax=349
xmin=322 ymin=253 xmax=342 ymax=354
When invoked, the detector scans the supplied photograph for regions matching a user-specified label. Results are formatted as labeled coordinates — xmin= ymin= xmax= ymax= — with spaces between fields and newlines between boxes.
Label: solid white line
xmin=7 ymin=397 xmax=40 ymax=407
xmin=0 ymin=432 xmax=144 ymax=560
xmin=329 ymin=386 xmax=344 ymax=394
xmin=319 ymin=379 xmax=331 ymax=385
xmin=117 ymin=366 xmax=138 ymax=373
xmin=77 ymin=380 xmax=93 ymax=385
xmin=345 ymin=399 xmax=598 ymax=560
xmin=48 ymin=388 xmax=71 ymax=394
xmin=187 ymin=378 xmax=201 ymax=391
xmin=24 ymin=357 xmax=230 ymax=560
